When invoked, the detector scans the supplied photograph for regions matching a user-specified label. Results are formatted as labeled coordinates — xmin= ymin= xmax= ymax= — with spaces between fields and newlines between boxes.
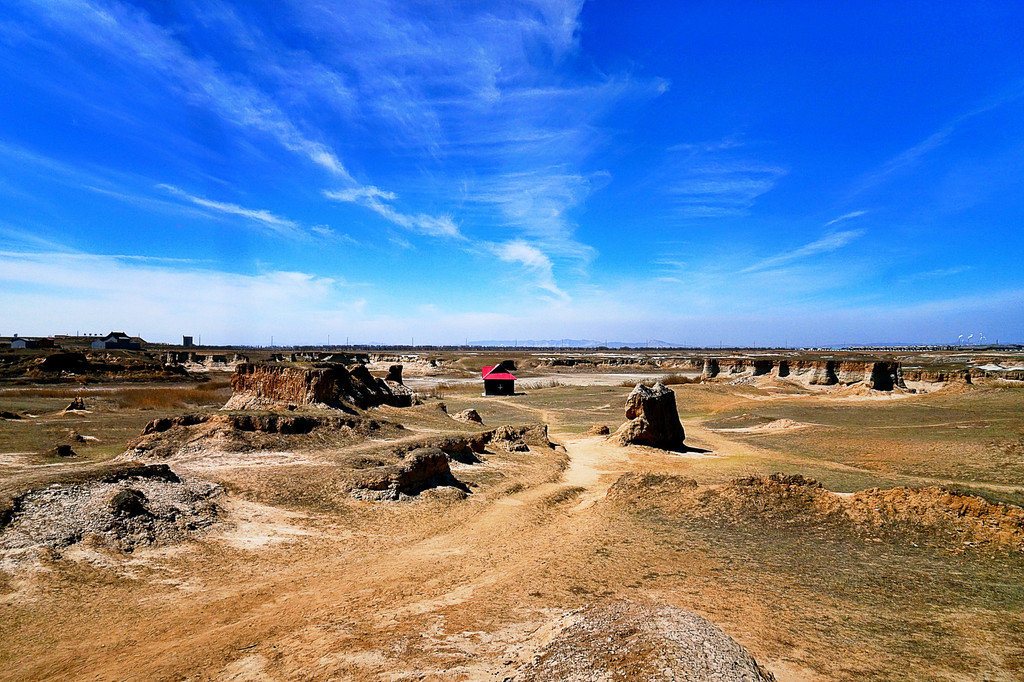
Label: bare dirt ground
xmin=2 ymin=367 xmax=1024 ymax=680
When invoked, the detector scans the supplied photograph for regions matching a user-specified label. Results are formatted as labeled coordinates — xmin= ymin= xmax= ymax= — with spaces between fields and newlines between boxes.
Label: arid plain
xmin=2 ymin=346 xmax=1023 ymax=680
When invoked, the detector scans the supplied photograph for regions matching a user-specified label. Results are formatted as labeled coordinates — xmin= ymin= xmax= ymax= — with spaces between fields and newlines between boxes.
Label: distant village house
xmin=481 ymin=362 xmax=516 ymax=396
xmin=10 ymin=335 xmax=55 ymax=350
xmin=91 ymin=332 xmax=142 ymax=350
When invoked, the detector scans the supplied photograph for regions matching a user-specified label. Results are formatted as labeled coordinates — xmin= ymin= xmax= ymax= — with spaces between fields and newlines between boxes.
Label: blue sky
xmin=1 ymin=0 xmax=1023 ymax=346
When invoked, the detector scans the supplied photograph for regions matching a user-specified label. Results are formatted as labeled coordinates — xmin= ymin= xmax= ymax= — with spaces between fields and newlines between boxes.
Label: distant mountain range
xmin=467 ymin=339 xmax=677 ymax=349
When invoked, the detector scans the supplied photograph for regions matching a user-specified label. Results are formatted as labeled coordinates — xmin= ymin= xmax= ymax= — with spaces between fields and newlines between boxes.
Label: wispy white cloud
xmin=824 ymin=210 xmax=868 ymax=226
xmin=855 ymin=80 xmax=1024 ymax=193
xmin=323 ymin=188 xmax=462 ymax=239
xmin=0 ymin=249 xmax=360 ymax=343
xmin=159 ymin=184 xmax=305 ymax=239
xmin=660 ymin=137 xmax=787 ymax=218
xmin=19 ymin=0 xmax=351 ymax=178
xmin=741 ymin=229 xmax=865 ymax=274
xmin=488 ymin=239 xmax=570 ymax=303
xmin=899 ymin=265 xmax=972 ymax=283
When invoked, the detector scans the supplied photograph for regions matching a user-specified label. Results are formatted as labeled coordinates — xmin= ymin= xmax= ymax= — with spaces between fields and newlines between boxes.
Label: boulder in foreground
xmin=514 ymin=600 xmax=775 ymax=681
xmin=613 ymin=382 xmax=685 ymax=450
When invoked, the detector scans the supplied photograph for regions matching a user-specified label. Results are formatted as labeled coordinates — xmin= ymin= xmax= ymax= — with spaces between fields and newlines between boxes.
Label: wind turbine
xmin=958 ymin=334 xmax=964 ymax=345
xmin=967 ymin=334 xmax=974 ymax=345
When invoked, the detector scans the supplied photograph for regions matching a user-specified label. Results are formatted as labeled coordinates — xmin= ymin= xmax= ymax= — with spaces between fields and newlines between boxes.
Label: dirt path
xmin=1 ymin=430 xmax=646 ymax=681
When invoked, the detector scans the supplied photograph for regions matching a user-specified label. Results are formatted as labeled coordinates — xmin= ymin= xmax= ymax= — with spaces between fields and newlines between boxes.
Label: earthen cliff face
xmin=701 ymin=357 xmax=907 ymax=390
xmin=224 ymin=363 xmax=414 ymax=411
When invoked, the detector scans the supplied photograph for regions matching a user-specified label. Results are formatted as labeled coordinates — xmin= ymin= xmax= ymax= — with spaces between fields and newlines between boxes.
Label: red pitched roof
xmin=481 ymin=365 xmax=516 ymax=381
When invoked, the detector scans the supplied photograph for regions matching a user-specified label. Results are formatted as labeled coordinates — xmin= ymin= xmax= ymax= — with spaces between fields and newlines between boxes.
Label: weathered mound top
xmin=613 ymin=382 xmax=685 ymax=450
xmin=608 ymin=472 xmax=1024 ymax=553
xmin=224 ymin=362 xmax=415 ymax=411
xmin=123 ymin=412 xmax=403 ymax=461
xmin=513 ymin=600 xmax=775 ymax=681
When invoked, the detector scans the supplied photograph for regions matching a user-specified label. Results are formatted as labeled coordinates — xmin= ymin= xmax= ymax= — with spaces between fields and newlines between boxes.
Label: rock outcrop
xmin=451 ymin=408 xmax=483 ymax=424
xmin=224 ymin=362 xmax=413 ymax=411
xmin=613 ymin=382 xmax=685 ymax=450
xmin=64 ymin=396 xmax=86 ymax=411
xmin=351 ymin=448 xmax=465 ymax=500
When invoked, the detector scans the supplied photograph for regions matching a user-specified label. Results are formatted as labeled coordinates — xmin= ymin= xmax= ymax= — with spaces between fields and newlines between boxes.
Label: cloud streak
xmin=18 ymin=0 xmax=352 ymax=178
xmin=323 ymin=188 xmax=462 ymax=239
xmin=742 ymin=229 xmax=865 ymax=274
xmin=159 ymin=185 xmax=305 ymax=239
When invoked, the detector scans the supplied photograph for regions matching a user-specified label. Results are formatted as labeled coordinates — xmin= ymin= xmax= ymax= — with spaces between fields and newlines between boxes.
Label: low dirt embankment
xmin=608 ymin=472 xmax=1024 ymax=553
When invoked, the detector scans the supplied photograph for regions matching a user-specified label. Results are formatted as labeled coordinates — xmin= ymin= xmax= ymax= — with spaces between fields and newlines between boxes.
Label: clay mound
xmin=0 ymin=463 xmax=222 ymax=554
xmin=613 ymin=382 xmax=685 ymax=450
xmin=470 ymin=423 xmax=557 ymax=454
xmin=714 ymin=418 xmax=814 ymax=433
xmin=586 ymin=424 xmax=610 ymax=436
xmin=63 ymin=396 xmax=86 ymax=412
xmin=932 ymin=380 xmax=977 ymax=395
xmin=64 ymin=429 xmax=87 ymax=443
xmin=451 ymin=408 xmax=483 ymax=424
xmin=607 ymin=473 xmax=1024 ymax=552
xmin=844 ymin=486 xmax=1024 ymax=551
xmin=47 ymin=444 xmax=78 ymax=458
xmin=123 ymin=413 xmax=403 ymax=461
xmin=833 ymin=382 xmax=910 ymax=398
xmin=513 ymin=600 xmax=775 ymax=681
xmin=351 ymin=447 xmax=468 ymax=501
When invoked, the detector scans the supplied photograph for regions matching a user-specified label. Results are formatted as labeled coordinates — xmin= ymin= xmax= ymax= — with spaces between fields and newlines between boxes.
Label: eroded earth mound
xmin=351 ymin=447 xmax=467 ymax=501
xmin=224 ymin=362 xmax=415 ymax=411
xmin=613 ymin=382 xmax=686 ymax=450
xmin=0 ymin=462 xmax=222 ymax=554
xmin=513 ymin=600 xmax=775 ymax=681
xmin=123 ymin=413 xmax=405 ymax=460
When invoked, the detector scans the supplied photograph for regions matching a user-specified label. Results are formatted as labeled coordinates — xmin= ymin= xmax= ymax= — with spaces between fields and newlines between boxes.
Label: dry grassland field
xmin=2 ymin=347 xmax=1024 ymax=680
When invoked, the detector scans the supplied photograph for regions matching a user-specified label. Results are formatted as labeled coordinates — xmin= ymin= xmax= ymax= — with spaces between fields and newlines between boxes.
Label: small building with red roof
xmin=481 ymin=362 xmax=516 ymax=396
